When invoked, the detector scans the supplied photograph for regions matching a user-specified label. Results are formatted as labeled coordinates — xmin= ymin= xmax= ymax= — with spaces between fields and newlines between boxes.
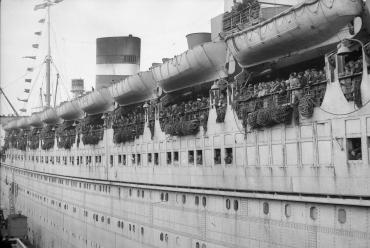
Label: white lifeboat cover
xmin=28 ymin=112 xmax=44 ymax=127
xmin=109 ymin=71 xmax=157 ymax=106
xmin=17 ymin=117 xmax=30 ymax=129
xmin=57 ymin=100 xmax=84 ymax=121
xmin=7 ymin=119 xmax=19 ymax=130
xmin=225 ymin=0 xmax=363 ymax=67
xmin=151 ymin=41 xmax=227 ymax=93
xmin=41 ymin=107 xmax=61 ymax=125
xmin=79 ymin=87 xmax=114 ymax=115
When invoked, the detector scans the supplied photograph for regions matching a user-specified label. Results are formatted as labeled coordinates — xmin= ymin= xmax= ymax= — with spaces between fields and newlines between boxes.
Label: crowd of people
xmin=78 ymin=114 xmax=104 ymax=146
xmin=339 ymin=57 xmax=363 ymax=78
xmin=56 ymin=122 xmax=76 ymax=149
xmin=234 ymin=68 xmax=327 ymax=102
xmin=111 ymin=104 xmax=146 ymax=144
xmin=224 ymin=0 xmax=260 ymax=32
xmin=40 ymin=125 xmax=55 ymax=150
xmin=159 ymin=97 xmax=209 ymax=135
xmin=29 ymin=128 xmax=40 ymax=150
xmin=339 ymin=57 xmax=363 ymax=106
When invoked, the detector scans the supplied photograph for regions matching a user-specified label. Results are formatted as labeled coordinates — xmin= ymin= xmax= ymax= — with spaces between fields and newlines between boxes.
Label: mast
xmin=45 ymin=2 xmax=51 ymax=107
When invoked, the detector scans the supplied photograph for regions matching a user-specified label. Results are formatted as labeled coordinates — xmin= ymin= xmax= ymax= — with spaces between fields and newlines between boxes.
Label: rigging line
xmin=51 ymin=61 xmax=71 ymax=101
xmin=2 ymin=61 xmax=44 ymax=89
xmin=27 ymin=62 xmax=45 ymax=100
xmin=51 ymin=24 xmax=70 ymax=90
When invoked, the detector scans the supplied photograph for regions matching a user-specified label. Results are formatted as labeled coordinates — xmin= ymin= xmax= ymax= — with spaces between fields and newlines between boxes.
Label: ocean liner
xmin=1 ymin=0 xmax=370 ymax=247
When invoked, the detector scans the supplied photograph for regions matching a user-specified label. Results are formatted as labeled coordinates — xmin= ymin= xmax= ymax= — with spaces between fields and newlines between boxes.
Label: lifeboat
xmin=41 ymin=107 xmax=61 ymax=125
xmin=56 ymin=100 xmax=84 ymax=121
xmin=151 ymin=41 xmax=228 ymax=93
xmin=225 ymin=0 xmax=364 ymax=68
xmin=17 ymin=117 xmax=30 ymax=129
xmin=28 ymin=112 xmax=44 ymax=128
xmin=6 ymin=119 xmax=19 ymax=130
xmin=109 ymin=71 xmax=157 ymax=106
xmin=79 ymin=87 xmax=114 ymax=115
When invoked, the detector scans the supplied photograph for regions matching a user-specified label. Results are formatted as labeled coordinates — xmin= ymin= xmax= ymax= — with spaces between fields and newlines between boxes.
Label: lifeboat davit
xmin=28 ymin=112 xmax=44 ymax=128
xmin=225 ymin=0 xmax=364 ymax=67
xmin=41 ymin=107 xmax=61 ymax=125
xmin=79 ymin=87 xmax=114 ymax=115
xmin=57 ymin=100 xmax=84 ymax=121
xmin=151 ymin=41 xmax=228 ymax=93
xmin=17 ymin=117 xmax=30 ymax=129
xmin=109 ymin=71 xmax=157 ymax=106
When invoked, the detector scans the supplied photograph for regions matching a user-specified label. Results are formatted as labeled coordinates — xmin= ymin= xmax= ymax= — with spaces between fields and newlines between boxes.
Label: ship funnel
xmin=95 ymin=35 xmax=141 ymax=90
xmin=186 ymin=32 xmax=211 ymax=49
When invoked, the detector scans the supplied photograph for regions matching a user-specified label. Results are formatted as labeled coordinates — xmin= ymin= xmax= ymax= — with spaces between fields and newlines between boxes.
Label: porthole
xmin=310 ymin=206 xmax=318 ymax=220
xmin=202 ymin=197 xmax=207 ymax=207
xmin=226 ymin=199 xmax=231 ymax=210
xmin=233 ymin=200 xmax=239 ymax=211
xmin=285 ymin=204 xmax=291 ymax=218
xmin=338 ymin=208 xmax=346 ymax=224
xmin=182 ymin=194 xmax=186 ymax=204
xmin=263 ymin=202 xmax=269 ymax=215
xmin=195 ymin=196 xmax=199 ymax=205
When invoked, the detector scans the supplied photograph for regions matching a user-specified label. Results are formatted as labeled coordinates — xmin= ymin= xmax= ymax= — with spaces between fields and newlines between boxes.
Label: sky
xmin=0 ymin=0 xmax=299 ymax=116
xmin=1 ymin=0 xmax=225 ymax=115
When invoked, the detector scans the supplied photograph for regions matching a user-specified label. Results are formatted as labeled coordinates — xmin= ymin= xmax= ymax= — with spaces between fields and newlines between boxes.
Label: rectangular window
xmin=167 ymin=152 xmax=172 ymax=164
xmin=123 ymin=155 xmax=126 ymax=165
xmin=225 ymin=148 xmax=233 ymax=164
xmin=148 ymin=153 xmax=152 ymax=163
xmin=110 ymin=155 xmax=114 ymax=166
xmin=174 ymin=152 xmax=179 ymax=162
xmin=86 ymin=156 xmax=89 ymax=165
xmin=196 ymin=150 xmax=203 ymax=165
xmin=137 ymin=154 xmax=141 ymax=165
xmin=132 ymin=154 xmax=136 ymax=164
xmin=77 ymin=157 xmax=79 ymax=165
xmin=154 ymin=153 xmax=159 ymax=165
xmin=118 ymin=155 xmax=122 ymax=164
xmin=188 ymin=151 xmax=194 ymax=164
xmin=214 ymin=149 xmax=221 ymax=165
xmin=347 ymin=138 xmax=362 ymax=160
